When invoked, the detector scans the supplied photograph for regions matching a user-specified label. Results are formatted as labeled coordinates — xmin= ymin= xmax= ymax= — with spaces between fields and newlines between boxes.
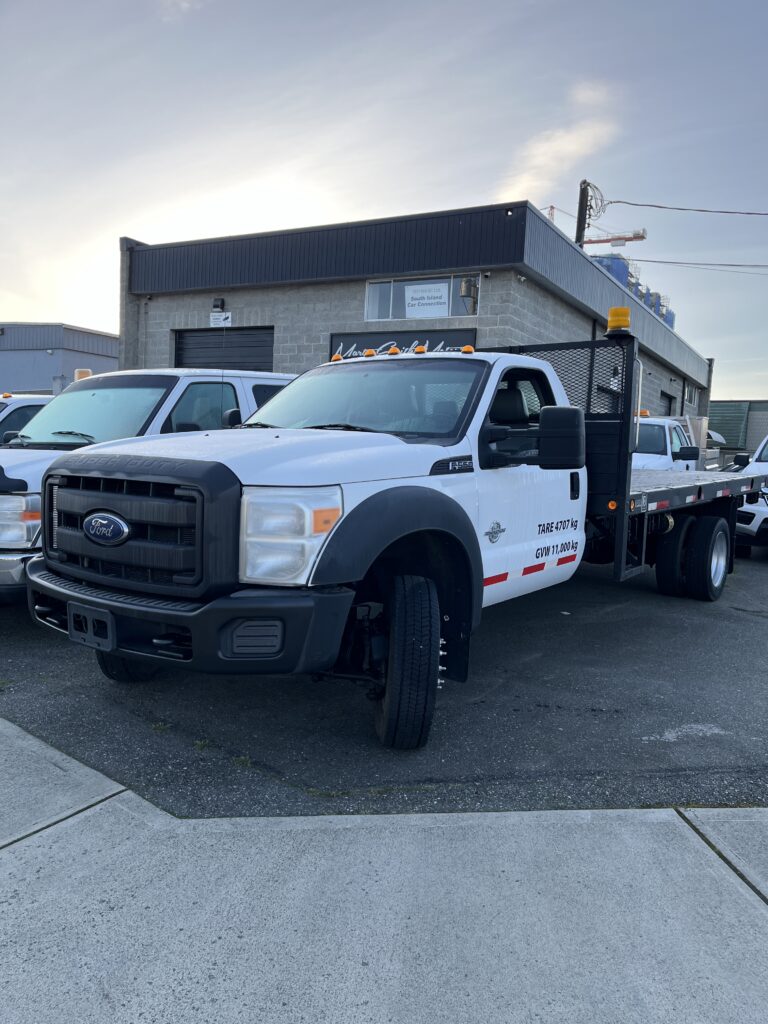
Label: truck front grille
xmin=45 ymin=474 xmax=203 ymax=592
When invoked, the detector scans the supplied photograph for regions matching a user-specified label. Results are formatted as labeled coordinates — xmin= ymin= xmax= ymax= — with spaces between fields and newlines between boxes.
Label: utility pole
xmin=575 ymin=179 xmax=590 ymax=248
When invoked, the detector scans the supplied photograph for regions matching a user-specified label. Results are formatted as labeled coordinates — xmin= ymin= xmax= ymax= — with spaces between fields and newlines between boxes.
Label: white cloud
xmin=496 ymin=80 xmax=619 ymax=204
xmin=158 ymin=0 xmax=205 ymax=21
xmin=570 ymin=80 xmax=610 ymax=108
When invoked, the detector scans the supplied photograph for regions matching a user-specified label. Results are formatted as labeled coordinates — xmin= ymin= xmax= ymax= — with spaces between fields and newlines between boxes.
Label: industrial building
xmin=709 ymin=400 xmax=768 ymax=460
xmin=119 ymin=202 xmax=712 ymax=418
xmin=0 ymin=323 xmax=119 ymax=393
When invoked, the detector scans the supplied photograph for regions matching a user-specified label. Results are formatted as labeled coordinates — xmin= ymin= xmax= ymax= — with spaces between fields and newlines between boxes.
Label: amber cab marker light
xmin=331 ymin=354 xmax=343 ymax=362
xmin=387 ymin=346 xmax=401 ymax=355
xmin=607 ymin=306 xmax=631 ymax=332
xmin=461 ymin=345 xmax=475 ymax=353
xmin=639 ymin=409 xmax=650 ymax=417
xmin=363 ymin=349 xmax=376 ymax=357
xmin=414 ymin=345 xmax=427 ymax=354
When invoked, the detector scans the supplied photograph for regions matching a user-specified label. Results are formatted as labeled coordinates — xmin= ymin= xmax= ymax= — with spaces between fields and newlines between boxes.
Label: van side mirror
xmin=2 ymin=431 xmax=19 ymax=444
xmin=223 ymin=407 xmax=242 ymax=428
xmin=672 ymin=445 xmax=700 ymax=462
xmin=734 ymin=452 xmax=751 ymax=468
xmin=537 ymin=406 xmax=585 ymax=470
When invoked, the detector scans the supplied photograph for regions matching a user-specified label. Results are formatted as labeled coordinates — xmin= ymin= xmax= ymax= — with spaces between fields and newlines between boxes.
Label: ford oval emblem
xmin=83 ymin=512 xmax=131 ymax=547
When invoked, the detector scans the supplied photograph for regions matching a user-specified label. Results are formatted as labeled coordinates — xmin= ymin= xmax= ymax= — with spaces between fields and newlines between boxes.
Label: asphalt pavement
xmin=2 ymin=552 xmax=768 ymax=817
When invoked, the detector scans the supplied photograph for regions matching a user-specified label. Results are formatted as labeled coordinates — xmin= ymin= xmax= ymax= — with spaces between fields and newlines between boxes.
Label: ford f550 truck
xmin=27 ymin=311 xmax=765 ymax=748
xmin=0 ymin=369 xmax=292 ymax=600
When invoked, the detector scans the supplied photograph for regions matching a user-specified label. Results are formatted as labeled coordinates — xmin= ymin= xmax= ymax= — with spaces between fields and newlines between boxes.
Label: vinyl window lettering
xmin=365 ymin=275 xmax=479 ymax=321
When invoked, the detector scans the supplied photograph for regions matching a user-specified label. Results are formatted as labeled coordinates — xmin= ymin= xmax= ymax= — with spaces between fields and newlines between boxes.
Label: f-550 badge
xmin=485 ymin=521 xmax=506 ymax=544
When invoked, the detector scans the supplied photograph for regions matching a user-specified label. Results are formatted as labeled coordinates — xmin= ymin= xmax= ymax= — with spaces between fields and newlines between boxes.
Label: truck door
xmin=477 ymin=368 xmax=586 ymax=606
xmin=670 ymin=424 xmax=696 ymax=471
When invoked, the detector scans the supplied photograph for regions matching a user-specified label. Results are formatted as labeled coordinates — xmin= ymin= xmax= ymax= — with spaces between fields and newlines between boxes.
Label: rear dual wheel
xmin=655 ymin=515 xmax=730 ymax=602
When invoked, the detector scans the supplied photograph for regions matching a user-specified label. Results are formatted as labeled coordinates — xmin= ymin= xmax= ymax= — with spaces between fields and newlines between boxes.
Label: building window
xmin=365 ymin=275 xmax=480 ymax=321
xmin=685 ymin=382 xmax=698 ymax=406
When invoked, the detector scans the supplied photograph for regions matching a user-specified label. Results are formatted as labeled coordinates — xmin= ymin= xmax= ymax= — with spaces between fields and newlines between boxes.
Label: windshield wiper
xmin=306 ymin=422 xmax=379 ymax=433
xmin=51 ymin=430 xmax=96 ymax=443
xmin=242 ymin=422 xmax=280 ymax=429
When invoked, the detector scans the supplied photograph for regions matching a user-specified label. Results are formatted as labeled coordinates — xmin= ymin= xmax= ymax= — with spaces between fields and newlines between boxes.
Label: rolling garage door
xmin=174 ymin=328 xmax=274 ymax=371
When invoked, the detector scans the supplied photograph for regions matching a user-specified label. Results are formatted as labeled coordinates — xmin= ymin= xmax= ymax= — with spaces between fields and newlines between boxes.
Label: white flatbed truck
xmin=27 ymin=309 xmax=766 ymax=748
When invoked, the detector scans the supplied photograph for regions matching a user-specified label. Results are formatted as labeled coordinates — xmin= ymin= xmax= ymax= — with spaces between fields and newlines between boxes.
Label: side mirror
xmin=537 ymin=406 xmax=585 ymax=470
xmin=734 ymin=452 xmax=751 ymax=468
xmin=672 ymin=445 xmax=700 ymax=462
xmin=480 ymin=424 xmax=513 ymax=445
xmin=223 ymin=408 xmax=242 ymax=428
xmin=2 ymin=431 xmax=19 ymax=444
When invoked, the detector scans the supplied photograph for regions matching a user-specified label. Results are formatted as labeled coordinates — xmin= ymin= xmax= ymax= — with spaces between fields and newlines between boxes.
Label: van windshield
xmin=8 ymin=375 xmax=177 ymax=447
xmin=636 ymin=423 xmax=667 ymax=456
xmin=245 ymin=358 xmax=487 ymax=440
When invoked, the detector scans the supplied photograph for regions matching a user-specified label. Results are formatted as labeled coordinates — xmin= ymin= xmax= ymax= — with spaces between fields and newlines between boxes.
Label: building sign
xmin=404 ymin=281 xmax=450 ymax=319
xmin=210 ymin=312 xmax=232 ymax=327
xmin=329 ymin=329 xmax=476 ymax=361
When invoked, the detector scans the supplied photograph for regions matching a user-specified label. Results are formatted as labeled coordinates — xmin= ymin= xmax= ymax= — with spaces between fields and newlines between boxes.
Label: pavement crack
xmin=675 ymin=807 xmax=768 ymax=910
xmin=0 ymin=788 xmax=127 ymax=853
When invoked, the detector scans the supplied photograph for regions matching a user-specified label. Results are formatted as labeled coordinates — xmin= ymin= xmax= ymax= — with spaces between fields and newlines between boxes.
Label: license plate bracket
xmin=67 ymin=602 xmax=116 ymax=651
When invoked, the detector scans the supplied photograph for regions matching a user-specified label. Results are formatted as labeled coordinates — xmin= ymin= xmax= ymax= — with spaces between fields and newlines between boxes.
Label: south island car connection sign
xmin=329 ymin=329 xmax=477 ymax=361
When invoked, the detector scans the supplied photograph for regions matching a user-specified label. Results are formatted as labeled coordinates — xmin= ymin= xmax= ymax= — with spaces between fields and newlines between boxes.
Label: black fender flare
xmin=312 ymin=485 xmax=483 ymax=630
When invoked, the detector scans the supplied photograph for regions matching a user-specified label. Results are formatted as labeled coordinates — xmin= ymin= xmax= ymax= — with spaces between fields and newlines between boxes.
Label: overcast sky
xmin=2 ymin=0 xmax=766 ymax=398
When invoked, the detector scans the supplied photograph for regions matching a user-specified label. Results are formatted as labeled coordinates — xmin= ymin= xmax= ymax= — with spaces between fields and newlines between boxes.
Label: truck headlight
xmin=0 ymin=494 xmax=41 ymax=549
xmin=239 ymin=486 xmax=343 ymax=585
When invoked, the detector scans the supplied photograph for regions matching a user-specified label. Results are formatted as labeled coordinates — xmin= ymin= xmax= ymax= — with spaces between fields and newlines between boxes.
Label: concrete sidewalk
xmin=2 ymin=718 xmax=768 ymax=1024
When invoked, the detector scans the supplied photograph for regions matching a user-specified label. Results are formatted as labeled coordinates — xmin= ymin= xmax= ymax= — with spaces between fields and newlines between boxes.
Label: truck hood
xmin=55 ymin=428 xmax=460 ymax=485
xmin=0 ymin=447 xmax=59 ymax=492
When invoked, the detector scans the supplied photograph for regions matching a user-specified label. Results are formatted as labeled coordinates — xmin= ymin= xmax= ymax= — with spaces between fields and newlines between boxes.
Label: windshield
xmin=245 ymin=358 xmax=487 ymax=439
xmin=9 ymin=375 xmax=177 ymax=446
xmin=636 ymin=423 xmax=667 ymax=456
xmin=756 ymin=439 xmax=768 ymax=463
xmin=0 ymin=402 xmax=7 ymax=414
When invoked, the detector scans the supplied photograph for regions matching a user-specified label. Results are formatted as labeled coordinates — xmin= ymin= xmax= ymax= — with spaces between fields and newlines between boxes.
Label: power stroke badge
xmin=83 ymin=512 xmax=131 ymax=546
xmin=484 ymin=521 xmax=506 ymax=544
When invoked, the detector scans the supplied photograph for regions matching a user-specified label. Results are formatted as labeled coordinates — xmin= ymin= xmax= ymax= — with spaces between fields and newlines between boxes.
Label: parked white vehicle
xmin=0 ymin=393 xmax=52 ymax=442
xmin=631 ymin=416 xmax=698 ymax=472
xmin=733 ymin=433 xmax=768 ymax=555
xmin=0 ymin=369 xmax=293 ymax=599
xmin=27 ymin=310 xmax=765 ymax=748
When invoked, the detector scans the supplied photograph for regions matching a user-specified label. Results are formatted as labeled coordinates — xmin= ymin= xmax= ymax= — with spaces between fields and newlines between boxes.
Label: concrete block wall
xmin=119 ymin=266 xmax=707 ymax=417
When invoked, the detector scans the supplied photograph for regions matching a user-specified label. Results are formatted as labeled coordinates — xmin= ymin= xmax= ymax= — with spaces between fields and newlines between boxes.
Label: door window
xmin=252 ymin=383 xmax=285 ymax=408
xmin=484 ymin=370 xmax=554 ymax=463
xmin=0 ymin=404 xmax=45 ymax=434
xmin=162 ymin=382 xmax=239 ymax=433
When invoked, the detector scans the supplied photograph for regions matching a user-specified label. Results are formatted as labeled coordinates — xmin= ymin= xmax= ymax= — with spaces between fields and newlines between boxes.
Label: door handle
xmin=570 ymin=472 xmax=580 ymax=500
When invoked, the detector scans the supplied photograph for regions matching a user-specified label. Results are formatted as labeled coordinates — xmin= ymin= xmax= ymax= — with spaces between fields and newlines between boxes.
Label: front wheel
xmin=684 ymin=516 xmax=730 ymax=601
xmin=374 ymin=575 xmax=440 ymax=750
xmin=96 ymin=650 xmax=162 ymax=683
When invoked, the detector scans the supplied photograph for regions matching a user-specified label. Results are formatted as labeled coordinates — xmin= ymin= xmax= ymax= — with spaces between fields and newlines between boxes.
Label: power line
xmin=605 ymin=199 xmax=768 ymax=217
xmin=630 ymin=258 xmax=768 ymax=268
xmin=622 ymin=258 xmax=768 ymax=278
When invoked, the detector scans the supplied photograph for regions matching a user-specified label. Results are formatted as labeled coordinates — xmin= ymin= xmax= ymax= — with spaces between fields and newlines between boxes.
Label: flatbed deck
xmin=629 ymin=470 xmax=767 ymax=514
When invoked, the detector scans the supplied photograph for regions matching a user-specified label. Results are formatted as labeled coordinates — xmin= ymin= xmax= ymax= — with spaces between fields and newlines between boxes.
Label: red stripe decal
xmin=556 ymin=554 xmax=577 ymax=566
xmin=656 ymin=500 xmax=670 ymax=510
xmin=522 ymin=562 xmax=546 ymax=576
xmin=483 ymin=572 xmax=508 ymax=587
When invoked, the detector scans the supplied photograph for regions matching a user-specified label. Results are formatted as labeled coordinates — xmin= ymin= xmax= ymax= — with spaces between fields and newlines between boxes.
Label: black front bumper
xmin=27 ymin=557 xmax=355 ymax=675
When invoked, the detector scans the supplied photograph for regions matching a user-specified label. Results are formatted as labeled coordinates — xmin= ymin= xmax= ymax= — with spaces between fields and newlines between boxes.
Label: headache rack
xmin=487 ymin=330 xmax=639 ymax=579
